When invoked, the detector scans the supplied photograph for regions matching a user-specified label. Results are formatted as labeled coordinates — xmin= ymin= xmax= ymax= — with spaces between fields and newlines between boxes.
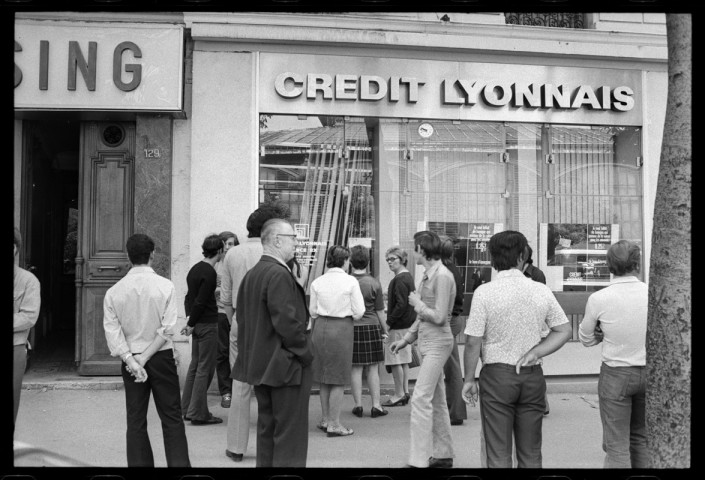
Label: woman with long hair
xmin=390 ymin=231 xmax=456 ymax=468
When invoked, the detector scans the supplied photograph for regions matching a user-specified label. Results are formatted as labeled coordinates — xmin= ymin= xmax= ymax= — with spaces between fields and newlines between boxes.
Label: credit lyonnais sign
xmin=14 ymin=21 xmax=184 ymax=111
xmin=259 ymin=53 xmax=642 ymax=126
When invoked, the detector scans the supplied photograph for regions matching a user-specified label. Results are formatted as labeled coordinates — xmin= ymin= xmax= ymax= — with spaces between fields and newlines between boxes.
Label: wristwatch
xmin=122 ymin=353 xmax=133 ymax=362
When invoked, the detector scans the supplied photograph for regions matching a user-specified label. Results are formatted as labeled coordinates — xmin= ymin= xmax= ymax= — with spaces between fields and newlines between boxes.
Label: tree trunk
xmin=646 ymin=13 xmax=691 ymax=468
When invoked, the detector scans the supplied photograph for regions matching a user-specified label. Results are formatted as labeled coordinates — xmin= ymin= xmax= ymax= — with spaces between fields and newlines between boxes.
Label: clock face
xmin=418 ymin=123 xmax=434 ymax=138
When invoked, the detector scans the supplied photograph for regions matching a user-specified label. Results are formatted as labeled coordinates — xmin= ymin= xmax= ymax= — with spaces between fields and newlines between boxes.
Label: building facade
xmin=14 ymin=12 xmax=669 ymax=382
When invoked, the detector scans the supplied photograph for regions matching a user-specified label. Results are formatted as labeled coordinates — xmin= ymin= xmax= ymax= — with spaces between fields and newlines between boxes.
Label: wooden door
xmin=77 ymin=122 xmax=135 ymax=376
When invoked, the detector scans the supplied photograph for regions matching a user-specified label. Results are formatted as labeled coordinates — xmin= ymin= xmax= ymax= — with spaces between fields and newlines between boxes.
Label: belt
xmin=486 ymin=362 xmax=543 ymax=372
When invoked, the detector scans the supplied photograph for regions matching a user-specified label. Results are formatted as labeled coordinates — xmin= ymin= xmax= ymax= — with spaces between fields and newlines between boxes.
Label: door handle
xmin=97 ymin=266 xmax=121 ymax=272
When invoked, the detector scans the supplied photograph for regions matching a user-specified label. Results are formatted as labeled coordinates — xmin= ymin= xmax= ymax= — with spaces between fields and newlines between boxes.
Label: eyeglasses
xmin=386 ymin=257 xmax=399 ymax=262
xmin=277 ymin=234 xmax=298 ymax=240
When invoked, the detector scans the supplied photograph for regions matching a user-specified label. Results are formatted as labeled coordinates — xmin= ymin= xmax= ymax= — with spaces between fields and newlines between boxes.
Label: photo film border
xmin=0 ymin=470 xmax=679 ymax=480
xmin=0 ymin=0 xmax=687 ymax=12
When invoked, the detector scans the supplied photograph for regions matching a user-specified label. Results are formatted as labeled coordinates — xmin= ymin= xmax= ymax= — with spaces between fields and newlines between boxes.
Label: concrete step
xmin=23 ymin=370 xmax=597 ymax=394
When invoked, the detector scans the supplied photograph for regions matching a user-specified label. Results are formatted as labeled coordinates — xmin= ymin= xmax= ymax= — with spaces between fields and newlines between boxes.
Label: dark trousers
xmin=122 ymin=349 xmax=190 ymax=467
xmin=253 ymin=364 xmax=313 ymax=467
xmin=216 ymin=313 xmax=232 ymax=396
xmin=479 ymin=363 xmax=545 ymax=468
xmin=181 ymin=322 xmax=218 ymax=421
xmin=444 ymin=315 xmax=467 ymax=422
xmin=13 ymin=344 xmax=27 ymax=432
xmin=598 ymin=363 xmax=647 ymax=468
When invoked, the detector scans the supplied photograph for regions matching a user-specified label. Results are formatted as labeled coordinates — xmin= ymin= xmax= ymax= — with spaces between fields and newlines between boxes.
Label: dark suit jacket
xmin=232 ymin=255 xmax=313 ymax=387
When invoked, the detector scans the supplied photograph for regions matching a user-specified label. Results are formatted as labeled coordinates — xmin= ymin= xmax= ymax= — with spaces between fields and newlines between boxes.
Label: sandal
xmin=326 ymin=425 xmax=354 ymax=437
xmin=316 ymin=421 xmax=328 ymax=432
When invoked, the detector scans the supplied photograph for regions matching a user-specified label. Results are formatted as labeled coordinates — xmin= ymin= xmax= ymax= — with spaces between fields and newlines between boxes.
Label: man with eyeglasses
xmin=221 ymin=204 xmax=288 ymax=462
xmin=232 ymin=218 xmax=314 ymax=467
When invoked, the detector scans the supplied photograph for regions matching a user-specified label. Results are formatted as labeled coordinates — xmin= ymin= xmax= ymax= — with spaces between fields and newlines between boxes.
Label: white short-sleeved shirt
xmin=464 ymin=269 xmax=568 ymax=365
xmin=309 ymin=268 xmax=365 ymax=320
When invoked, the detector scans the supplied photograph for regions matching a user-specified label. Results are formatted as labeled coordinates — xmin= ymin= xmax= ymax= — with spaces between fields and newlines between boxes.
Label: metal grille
xmin=505 ymin=13 xmax=585 ymax=29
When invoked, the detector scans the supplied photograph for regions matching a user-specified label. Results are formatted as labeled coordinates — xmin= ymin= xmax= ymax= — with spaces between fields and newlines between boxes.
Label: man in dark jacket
xmin=232 ymin=218 xmax=313 ymax=468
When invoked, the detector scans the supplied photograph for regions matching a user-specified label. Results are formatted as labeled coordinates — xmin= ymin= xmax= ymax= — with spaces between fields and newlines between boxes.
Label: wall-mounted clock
xmin=418 ymin=122 xmax=434 ymax=138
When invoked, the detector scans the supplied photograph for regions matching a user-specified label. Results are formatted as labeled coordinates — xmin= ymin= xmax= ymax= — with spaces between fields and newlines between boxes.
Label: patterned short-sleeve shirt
xmin=464 ymin=269 xmax=568 ymax=365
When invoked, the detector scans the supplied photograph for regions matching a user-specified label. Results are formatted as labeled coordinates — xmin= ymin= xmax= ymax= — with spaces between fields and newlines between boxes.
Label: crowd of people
xmin=9 ymin=205 xmax=644 ymax=468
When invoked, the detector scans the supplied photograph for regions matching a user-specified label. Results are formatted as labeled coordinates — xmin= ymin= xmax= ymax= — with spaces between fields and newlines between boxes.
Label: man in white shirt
xmin=13 ymin=227 xmax=40 ymax=433
xmin=462 ymin=230 xmax=571 ymax=468
xmin=103 ymin=233 xmax=190 ymax=467
xmin=579 ymin=240 xmax=648 ymax=468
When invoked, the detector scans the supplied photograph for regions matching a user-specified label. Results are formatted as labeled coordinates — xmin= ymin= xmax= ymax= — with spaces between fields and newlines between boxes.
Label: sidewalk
xmin=13 ymin=387 xmax=605 ymax=468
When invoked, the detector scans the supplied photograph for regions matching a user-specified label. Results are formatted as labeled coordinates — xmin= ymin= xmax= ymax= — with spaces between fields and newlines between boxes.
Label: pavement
xmin=12 ymin=374 xmax=606 ymax=469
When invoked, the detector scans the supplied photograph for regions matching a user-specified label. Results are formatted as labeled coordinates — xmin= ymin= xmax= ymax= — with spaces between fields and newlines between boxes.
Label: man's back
xmin=468 ymin=269 xmax=566 ymax=365
xmin=221 ymin=238 xmax=264 ymax=308
xmin=105 ymin=266 xmax=175 ymax=353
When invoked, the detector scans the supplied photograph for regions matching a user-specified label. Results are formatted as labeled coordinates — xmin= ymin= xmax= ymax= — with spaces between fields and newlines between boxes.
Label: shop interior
xmin=258 ymin=114 xmax=644 ymax=339
xmin=20 ymin=119 xmax=80 ymax=374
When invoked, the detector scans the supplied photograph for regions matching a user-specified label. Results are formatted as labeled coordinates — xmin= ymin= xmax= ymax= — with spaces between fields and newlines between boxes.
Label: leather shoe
xmin=450 ymin=419 xmax=464 ymax=425
xmin=191 ymin=414 xmax=223 ymax=425
xmin=428 ymin=457 xmax=453 ymax=468
xmin=183 ymin=415 xmax=191 ymax=421
xmin=221 ymin=394 xmax=232 ymax=408
xmin=225 ymin=450 xmax=243 ymax=462
xmin=371 ymin=406 xmax=388 ymax=418
xmin=352 ymin=406 xmax=363 ymax=417
xmin=381 ymin=396 xmax=406 ymax=407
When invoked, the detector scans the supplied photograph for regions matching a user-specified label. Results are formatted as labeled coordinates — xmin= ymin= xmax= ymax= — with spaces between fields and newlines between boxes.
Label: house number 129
xmin=144 ymin=148 xmax=161 ymax=158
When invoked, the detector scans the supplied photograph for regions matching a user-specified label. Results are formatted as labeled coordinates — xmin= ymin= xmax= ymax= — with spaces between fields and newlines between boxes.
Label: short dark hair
xmin=202 ymin=233 xmax=223 ymax=258
xmin=413 ymin=231 xmax=441 ymax=260
xmin=350 ymin=245 xmax=370 ymax=270
xmin=14 ymin=227 xmax=22 ymax=250
xmin=326 ymin=245 xmax=350 ymax=269
xmin=219 ymin=231 xmax=238 ymax=246
xmin=126 ymin=233 xmax=155 ymax=265
xmin=246 ymin=204 xmax=289 ymax=238
xmin=606 ymin=240 xmax=640 ymax=276
xmin=524 ymin=245 xmax=534 ymax=265
xmin=439 ymin=235 xmax=455 ymax=261
xmin=488 ymin=231 xmax=528 ymax=271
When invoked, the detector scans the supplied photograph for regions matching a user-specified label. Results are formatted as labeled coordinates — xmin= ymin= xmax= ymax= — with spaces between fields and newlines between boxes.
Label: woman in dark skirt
xmin=349 ymin=245 xmax=389 ymax=419
xmin=309 ymin=245 xmax=365 ymax=437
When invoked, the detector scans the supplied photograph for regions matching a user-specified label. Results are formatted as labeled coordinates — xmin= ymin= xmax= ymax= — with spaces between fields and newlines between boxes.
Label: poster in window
xmin=427 ymin=221 xmax=503 ymax=293
xmin=543 ymin=223 xmax=618 ymax=292
xmin=294 ymin=223 xmax=327 ymax=270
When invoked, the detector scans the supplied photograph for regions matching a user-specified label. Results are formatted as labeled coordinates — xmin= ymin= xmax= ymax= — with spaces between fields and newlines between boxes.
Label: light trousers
xmin=408 ymin=333 xmax=454 ymax=467
xmin=227 ymin=313 xmax=254 ymax=455
xmin=226 ymin=379 xmax=254 ymax=454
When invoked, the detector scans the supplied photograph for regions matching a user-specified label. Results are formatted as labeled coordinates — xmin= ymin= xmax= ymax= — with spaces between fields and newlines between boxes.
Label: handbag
xmin=408 ymin=342 xmax=422 ymax=369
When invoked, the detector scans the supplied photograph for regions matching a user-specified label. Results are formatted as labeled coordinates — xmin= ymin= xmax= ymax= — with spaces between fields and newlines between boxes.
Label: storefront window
xmin=538 ymin=125 xmax=643 ymax=292
xmin=259 ymin=115 xmax=643 ymax=296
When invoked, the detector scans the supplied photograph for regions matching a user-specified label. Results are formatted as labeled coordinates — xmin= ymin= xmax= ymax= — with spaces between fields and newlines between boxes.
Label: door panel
xmin=77 ymin=122 xmax=135 ymax=376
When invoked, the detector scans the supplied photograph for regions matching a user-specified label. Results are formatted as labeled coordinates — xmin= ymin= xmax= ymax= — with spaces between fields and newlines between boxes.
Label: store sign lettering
xmin=274 ymin=72 xmax=634 ymax=112
xmin=14 ymin=39 xmax=143 ymax=92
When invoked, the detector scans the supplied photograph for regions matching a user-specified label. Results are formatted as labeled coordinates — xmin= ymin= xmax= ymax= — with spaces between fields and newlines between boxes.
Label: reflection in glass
xmin=258 ymin=115 xmax=643 ymax=294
